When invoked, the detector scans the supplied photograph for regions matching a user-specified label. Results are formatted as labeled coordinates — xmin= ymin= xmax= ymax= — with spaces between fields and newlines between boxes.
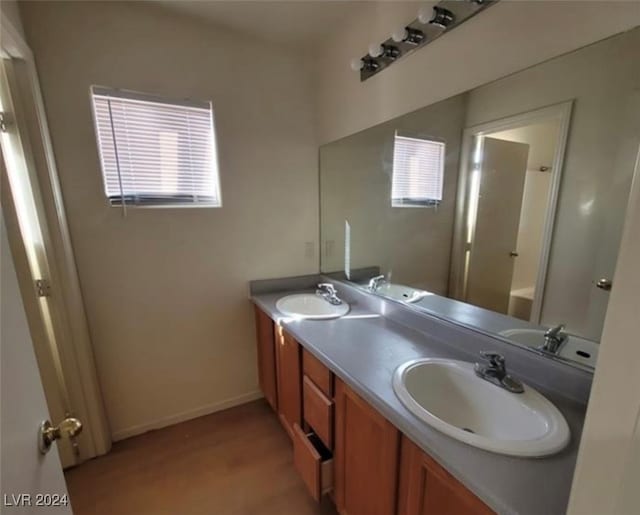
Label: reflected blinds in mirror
xmin=392 ymin=134 xmax=445 ymax=207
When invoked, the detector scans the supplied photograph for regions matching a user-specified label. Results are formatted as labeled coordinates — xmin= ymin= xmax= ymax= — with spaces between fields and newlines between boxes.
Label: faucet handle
xmin=317 ymin=283 xmax=336 ymax=294
xmin=479 ymin=351 xmax=505 ymax=370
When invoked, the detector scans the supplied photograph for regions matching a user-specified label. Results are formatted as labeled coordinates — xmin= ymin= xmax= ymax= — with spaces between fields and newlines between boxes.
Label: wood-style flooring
xmin=65 ymin=400 xmax=337 ymax=515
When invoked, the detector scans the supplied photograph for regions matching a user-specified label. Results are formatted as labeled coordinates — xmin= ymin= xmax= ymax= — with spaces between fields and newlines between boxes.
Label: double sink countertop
xmin=250 ymin=276 xmax=592 ymax=515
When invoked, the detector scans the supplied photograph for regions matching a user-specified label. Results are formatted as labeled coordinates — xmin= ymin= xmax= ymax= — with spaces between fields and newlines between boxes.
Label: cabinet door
xmin=334 ymin=378 xmax=400 ymax=515
xmin=398 ymin=437 xmax=494 ymax=515
xmin=254 ymin=306 xmax=277 ymax=411
xmin=275 ymin=326 xmax=302 ymax=440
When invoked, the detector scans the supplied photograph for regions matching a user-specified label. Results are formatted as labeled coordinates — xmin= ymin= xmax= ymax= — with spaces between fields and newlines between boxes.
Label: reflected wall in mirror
xmin=320 ymin=28 xmax=640 ymax=370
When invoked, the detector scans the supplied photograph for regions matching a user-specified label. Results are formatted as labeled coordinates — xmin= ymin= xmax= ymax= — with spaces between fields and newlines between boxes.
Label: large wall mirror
xmin=320 ymin=27 xmax=640 ymax=371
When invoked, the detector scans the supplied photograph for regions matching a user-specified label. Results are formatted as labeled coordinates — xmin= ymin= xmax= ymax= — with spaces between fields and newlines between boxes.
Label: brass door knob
xmin=38 ymin=416 xmax=82 ymax=454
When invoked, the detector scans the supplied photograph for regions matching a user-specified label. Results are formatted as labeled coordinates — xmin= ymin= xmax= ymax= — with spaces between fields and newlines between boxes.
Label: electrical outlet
xmin=304 ymin=241 xmax=315 ymax=259
xmin=325 ymin=240 xmax=335 ymax=257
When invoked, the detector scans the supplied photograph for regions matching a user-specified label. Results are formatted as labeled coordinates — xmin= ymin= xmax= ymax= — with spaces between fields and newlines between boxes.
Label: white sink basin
xmin=373 ymin=283 xmax=429 ymax=303
xmin=500 ymin=328 xmax=599 ymax=368
xmin=393 ymin=358 xmax=570 ymax=457
xmin=276 ymin=293 xmax=349 ymax=320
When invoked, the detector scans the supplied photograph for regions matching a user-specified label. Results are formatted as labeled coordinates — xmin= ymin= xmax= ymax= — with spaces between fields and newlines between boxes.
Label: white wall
xmin=20 ymin=1 xmax=319 ymax=439
xmin=315 ymin=1 xmax=640 ymax=144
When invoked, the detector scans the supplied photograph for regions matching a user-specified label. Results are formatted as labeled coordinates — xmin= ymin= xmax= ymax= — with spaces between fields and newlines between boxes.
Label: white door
xmin=466 ymin=137 xmax=529 ymax=313
xmin=1 ymin=213 xmax=71 ymax=514
xmin=0 ymin=57 xmax=82 ymax=467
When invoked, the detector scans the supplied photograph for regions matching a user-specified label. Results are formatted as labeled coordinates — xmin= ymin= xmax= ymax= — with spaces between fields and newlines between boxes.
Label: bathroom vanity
xmin=250 ymin=277 xmax=590 ymax=515
xmin=248 ymin=27 xmax=640 ymax=515
xmin=254 ymin=305 xmax=491 ymax=515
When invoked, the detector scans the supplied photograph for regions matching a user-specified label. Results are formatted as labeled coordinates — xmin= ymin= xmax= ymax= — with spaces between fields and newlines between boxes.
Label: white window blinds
xmin=391 ymin=134 xmax=445 ymax=207
xmin=90 ymin=86 xmax=221 ymax=207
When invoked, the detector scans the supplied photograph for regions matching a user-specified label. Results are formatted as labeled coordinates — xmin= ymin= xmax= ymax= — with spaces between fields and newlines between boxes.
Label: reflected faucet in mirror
xmin=541 ymin=325 xmax=568 ymax=355
xmin=368 ymin=275 xmax=386 ymax=292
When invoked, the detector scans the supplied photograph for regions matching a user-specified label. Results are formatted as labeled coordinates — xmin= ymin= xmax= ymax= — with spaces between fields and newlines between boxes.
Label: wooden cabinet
xmin=253 ymin=306 xmax=495 ymax=515
xmin=334 ymin=378 xmax=400 ymax=515
xmin=275 ymin=325 xmax=302 ymax=439
xmin=398 ymin=437 xmax=494 ymax=515
xmin=254 ymin=306 xmax=277 ymax=411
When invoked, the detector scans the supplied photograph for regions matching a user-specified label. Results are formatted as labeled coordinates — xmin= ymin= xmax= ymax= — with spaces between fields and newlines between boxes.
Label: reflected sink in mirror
xmin=370 ymin=283 xmax=430 ymax=304
xmin=500 ymin=329 xmax=599 ymax=368
xmin=276 ymin=293 xmax=349 ymax=320
xmin=393 ymin=358 xmax=570 ymax=457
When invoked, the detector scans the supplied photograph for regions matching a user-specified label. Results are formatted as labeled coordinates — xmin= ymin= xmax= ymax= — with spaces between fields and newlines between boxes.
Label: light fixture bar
xmin=356 ymin=0 xmax=499 ymax=82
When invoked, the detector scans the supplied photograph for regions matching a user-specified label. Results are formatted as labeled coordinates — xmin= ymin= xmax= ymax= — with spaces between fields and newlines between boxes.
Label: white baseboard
xmin=112 ymin=390 xmax=264 ymax=441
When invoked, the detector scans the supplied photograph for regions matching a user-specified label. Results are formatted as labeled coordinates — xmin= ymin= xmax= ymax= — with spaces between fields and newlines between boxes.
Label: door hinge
xmin=35 ymin=279 xmax=51 ymax=297
xmin=0 ymin=112 xmax=9 ymax=133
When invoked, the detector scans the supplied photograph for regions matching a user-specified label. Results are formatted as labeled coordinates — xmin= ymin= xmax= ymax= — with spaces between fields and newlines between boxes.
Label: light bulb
xmin=391 ymin=27 xmax=408 ymax=43
xmin=417 ymin=5 xmax=432 ymax=24
xmin=368 ymin=43 xmax=384 ymax=58
xmin=350 ymin=58 xmax=364 ymax=71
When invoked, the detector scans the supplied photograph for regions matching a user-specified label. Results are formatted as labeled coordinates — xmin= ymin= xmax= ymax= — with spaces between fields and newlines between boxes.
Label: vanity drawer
xmin=303 ymin=376 xmax=334 ymax=449
xmin=293 ymin=423 xmax=334 ymax=502
xmin=302 ymin=349 xmax=333 ymax=398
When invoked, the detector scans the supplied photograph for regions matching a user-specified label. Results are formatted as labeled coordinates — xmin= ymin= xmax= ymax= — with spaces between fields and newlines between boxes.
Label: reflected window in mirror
xmin=391 ymin=133 xmax=445 ymax=207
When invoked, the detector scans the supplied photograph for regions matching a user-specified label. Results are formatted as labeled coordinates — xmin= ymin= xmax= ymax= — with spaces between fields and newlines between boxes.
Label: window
xmin=90 ymin=86 xmax=221 ymax=207
xmin=391 ymin=133 xmax=445 ymax=207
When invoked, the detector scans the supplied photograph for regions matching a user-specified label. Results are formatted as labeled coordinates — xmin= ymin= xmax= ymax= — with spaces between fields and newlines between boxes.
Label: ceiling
xmin=154 ymin=1 xmax=377 ymax=51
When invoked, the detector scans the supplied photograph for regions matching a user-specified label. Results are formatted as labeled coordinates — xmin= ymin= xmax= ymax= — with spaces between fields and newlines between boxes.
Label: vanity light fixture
xmin=352 ymin=0 xmax=498 ymax=81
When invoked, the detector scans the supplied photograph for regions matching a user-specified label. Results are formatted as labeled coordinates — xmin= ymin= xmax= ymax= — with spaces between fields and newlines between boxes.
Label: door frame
xmin=449 ymin=101 xmax=573 ymax=324
xmin=1 ymin=16 xmax=111 ymax=463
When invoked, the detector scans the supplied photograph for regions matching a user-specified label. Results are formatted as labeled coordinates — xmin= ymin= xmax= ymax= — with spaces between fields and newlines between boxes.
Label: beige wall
xmin=0 ymin=0 xmax=25 ymax=37
xmin=314 ymin=1 xmax=640 ymax=144
xmin=20 ymin=1 xmax=319 ymax=439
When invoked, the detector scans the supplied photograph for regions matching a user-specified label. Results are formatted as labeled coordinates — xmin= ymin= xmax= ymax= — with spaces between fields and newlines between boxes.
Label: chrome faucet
xmin=540 ymin=324 xmax=567 ymax=354
xmin=474 ymin=351 xmax=524 ymax=394
xmin=316 ymin=283 xmax=343 ymax=306
xmin=368 ymin=275 xmax=386 ymax=292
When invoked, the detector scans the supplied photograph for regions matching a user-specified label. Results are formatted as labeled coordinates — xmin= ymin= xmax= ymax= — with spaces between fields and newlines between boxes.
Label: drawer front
xmin=293 ymin=424 xmax=334 ymax=502
xmin=302 ymin=349 xmax=333 ymax=398
xmin=303 ymin=376 xmax=334 ymax=449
